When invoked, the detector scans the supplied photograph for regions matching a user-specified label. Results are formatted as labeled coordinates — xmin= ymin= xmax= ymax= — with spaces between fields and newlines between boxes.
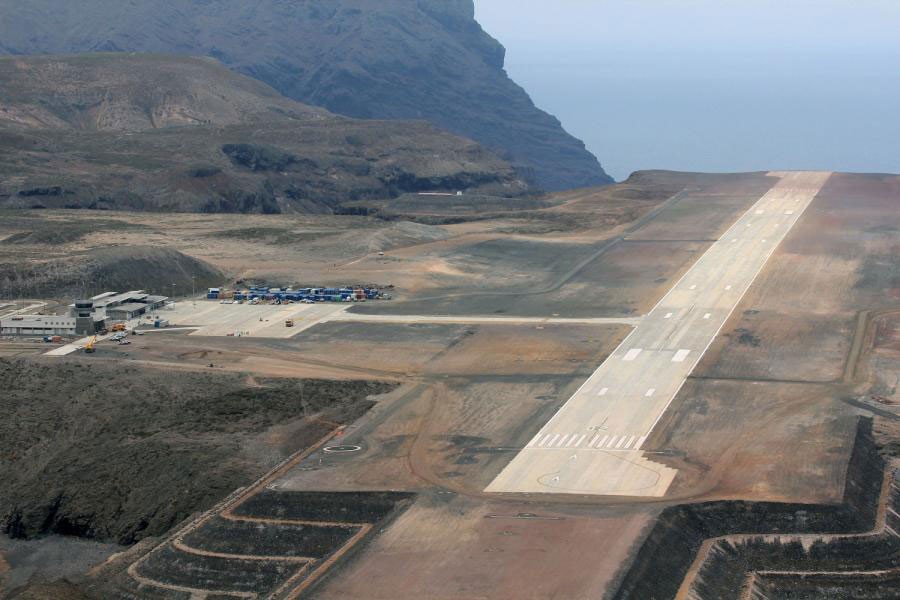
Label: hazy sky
xmin=475 ymin=1 xmax=900 ymax=180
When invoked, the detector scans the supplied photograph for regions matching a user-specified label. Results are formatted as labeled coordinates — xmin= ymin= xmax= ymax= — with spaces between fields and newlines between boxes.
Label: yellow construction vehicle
xmin=83 ymin=336 xmax=97 ymax=354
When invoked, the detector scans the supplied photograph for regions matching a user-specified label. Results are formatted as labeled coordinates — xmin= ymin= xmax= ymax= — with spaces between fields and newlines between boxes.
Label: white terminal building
xmin=70 ymin=291 xmax=169 ymax=334
xmin=0 ymin=315 xmax=77 ymax=336
xmin=86 ymin=291 xmax=169 ymax=321
xmin=0 ymin=291 xmax=169 ymax=337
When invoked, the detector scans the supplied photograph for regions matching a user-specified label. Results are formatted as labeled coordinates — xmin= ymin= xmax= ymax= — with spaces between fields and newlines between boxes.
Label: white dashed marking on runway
xmin=623 ymin=349 xmax=643 ymax=362
xmin=672 ymin=349 xmax=691 ymax=363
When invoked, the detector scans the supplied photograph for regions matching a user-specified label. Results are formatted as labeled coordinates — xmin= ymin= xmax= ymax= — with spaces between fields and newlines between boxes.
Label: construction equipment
xmin=83 ymin=336 xmax=97 ymax=354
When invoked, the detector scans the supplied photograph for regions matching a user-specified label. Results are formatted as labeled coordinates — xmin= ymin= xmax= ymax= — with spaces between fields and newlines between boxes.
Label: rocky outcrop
xmin=0 ymin=0 xmax=613 ymax=190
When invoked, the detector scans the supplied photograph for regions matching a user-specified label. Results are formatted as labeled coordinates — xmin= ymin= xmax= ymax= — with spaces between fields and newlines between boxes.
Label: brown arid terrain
xmin=0 ymin=170 xmax=898 ymax=599
xmin=0 ymin=54 xmax=528 ymax=214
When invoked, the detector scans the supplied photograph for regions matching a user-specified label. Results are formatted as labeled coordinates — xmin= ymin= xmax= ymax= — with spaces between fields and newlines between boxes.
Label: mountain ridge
xmin=0 ymin=54 xmax=528 ymax=214
xmin=0 ymin=0 xmax=613 ymax=190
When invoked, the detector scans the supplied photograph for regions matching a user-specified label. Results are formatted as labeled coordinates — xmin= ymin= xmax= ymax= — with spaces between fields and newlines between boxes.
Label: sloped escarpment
xmin=611 ymin=418 xmax=886 ymax=599
xmin=0 ymin=359 xmax=396 ymax=546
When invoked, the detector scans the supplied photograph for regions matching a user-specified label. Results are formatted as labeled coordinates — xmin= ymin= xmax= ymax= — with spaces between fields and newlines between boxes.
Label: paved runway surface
xmin=486 ymin=171 xmax=832 ymax=497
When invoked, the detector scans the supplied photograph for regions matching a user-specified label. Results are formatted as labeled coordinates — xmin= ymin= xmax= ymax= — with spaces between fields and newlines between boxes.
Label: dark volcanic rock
xmin=0 ymin=0 xmax=613 ymax=190
xmin=0 ymin=359 xmax=397 ymax=545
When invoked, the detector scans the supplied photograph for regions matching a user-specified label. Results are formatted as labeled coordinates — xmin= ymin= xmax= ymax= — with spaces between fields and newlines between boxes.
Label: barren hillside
xmin=0 ymin=54 xmax=528 ymax=213
xmin=0 ymin=0 xmax=612 ymax=190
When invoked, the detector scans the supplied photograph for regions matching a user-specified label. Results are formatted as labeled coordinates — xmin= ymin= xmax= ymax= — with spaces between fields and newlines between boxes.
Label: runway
xmin=486 ymin=171 xmax=833 ymax=497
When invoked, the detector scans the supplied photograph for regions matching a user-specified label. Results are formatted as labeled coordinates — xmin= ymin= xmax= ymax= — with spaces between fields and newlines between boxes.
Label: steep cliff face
xmin=0 ymin=0 xmax=613 ymax=190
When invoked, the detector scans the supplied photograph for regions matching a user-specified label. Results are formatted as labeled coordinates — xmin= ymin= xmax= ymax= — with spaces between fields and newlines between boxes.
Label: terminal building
xmin=71 ymin=291 xmax=169 ymax=334
xmin=0 ymin=291 xmax=168 ymax=337
xmin=0 ymin=315 xmax=77 ymax=336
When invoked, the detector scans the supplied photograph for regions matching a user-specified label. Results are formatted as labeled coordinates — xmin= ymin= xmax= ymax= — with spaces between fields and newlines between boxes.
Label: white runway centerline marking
xmin=486 ymin=172 xmax=832 ymax=497
xmin=672 ymin=349 xmax=691 ymax=363
xmin=623 ymin=348 xmax=643 ymax=361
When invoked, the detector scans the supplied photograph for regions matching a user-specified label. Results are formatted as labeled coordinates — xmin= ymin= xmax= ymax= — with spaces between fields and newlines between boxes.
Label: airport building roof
xmin=90 ymin=292 xmax=118 ymax=301
xmin=106 ymin=302 xmax=152 ymax=315
xmin=93 ymin=291 xmax=148 ymax=308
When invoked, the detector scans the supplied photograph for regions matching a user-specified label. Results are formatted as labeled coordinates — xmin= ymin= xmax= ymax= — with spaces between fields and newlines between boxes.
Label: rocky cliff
xmin=0 ymin=0 xmax=613 ymax=190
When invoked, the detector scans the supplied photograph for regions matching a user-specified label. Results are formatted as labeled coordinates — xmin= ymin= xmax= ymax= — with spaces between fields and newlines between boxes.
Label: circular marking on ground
xmin=323 ymin=445 xmax=362 ymax=454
